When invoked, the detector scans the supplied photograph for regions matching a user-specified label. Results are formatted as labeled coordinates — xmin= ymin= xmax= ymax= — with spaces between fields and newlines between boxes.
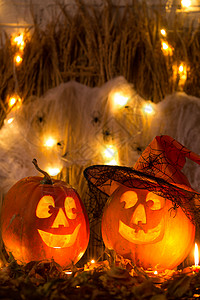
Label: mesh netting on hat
xmin=84 ymin=136 xmax=200 ymax=226
xmin=84 ymin=165 xmax=200 ymax=225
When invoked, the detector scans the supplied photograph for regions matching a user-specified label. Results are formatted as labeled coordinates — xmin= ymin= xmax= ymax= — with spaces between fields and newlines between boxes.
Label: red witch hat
xmin=84 ymin=135 xmax=200 ymax=224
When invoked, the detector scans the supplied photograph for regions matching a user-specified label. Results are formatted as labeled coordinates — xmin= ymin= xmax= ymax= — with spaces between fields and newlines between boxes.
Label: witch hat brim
xmin=84 ymin=135 xmax=200 ymax=224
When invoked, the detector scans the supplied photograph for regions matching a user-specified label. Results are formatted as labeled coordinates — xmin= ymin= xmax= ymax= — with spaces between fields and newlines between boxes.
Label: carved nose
xmin=131 ymin=204 xmax=147 ymax=224
xmin=51 ymin=208 xmax=69 ymax=228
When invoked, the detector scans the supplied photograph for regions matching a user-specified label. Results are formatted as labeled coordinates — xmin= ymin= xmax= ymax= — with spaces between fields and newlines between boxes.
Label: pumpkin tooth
xmin=119 ymin=219 xmax=164 ymax=244
xmin=38 ymin=223 xmax=81 ymax=248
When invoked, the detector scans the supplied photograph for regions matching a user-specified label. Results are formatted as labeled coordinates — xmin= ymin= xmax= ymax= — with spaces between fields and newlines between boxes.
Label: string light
xmin=8 ymin=95 xmax=21 ymax=108
xmin=12 ymin=33 xmax=25 ymax=51
xmin=7 ymin=118 xmax=14 ymax=124
xmin=44 ymin=137 xmax=56 ymax=148
xmin=179 ymin=65 xmax=184 ymax=73
xmin=161 ymin=41 xmax=173 ymax=56
xmin=46 ymin=167 xmax=61 ymax=176
xmin=143 ymin=103 xmax=154 ymax=114
xmin=14 ymin=54 xmax=23 ymax=65
xmin=178 ymin=62 xmax=187 ymax=87
xmin=160 ymin=29 xmax=167 ymax=37
xmin=181 ymin=0 xmax=191 ymax=8
xmin=109 ymin=84 xmax=133 ymax=111
xmin=162 ymin=42 xmax=168 ymax=50
xmin=43 ymin=137 xmax=62 ymax=176
xmin=102 ymin=144 xmax=119 ymax=165
xmin=64 ymin=270 xmax=73 ymax=275
xmin=9 ymin=97 xmax=17 ymax=107
xmin=90 ymin=259 xmax=95 ymax=264
xmin=112 ymin=92 xmax=130 ymax=107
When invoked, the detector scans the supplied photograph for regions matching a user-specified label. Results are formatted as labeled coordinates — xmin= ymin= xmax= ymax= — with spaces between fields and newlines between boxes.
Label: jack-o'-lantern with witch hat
xmin=84 ymin=135 xmax=200 ymax=270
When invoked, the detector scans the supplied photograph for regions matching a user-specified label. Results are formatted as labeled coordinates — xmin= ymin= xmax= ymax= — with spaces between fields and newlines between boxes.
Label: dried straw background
xmin=0 ymin=0 xmax=199 ymax=129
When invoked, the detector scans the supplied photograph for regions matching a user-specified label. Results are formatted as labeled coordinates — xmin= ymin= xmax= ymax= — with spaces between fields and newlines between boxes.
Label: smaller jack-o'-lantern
xmin=1 ymin=159 xmax=90 ymax=268
xmin=84 ymin=135 xmax=200 ymax=270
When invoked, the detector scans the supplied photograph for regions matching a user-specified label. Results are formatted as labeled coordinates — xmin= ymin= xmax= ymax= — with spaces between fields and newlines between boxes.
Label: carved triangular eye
xmin=120 ymin=191 xmax=138 ymax=209
xmin=36 ymin=195 xmax=55 ymax=218
xmin=65 ymin=197 xmax=77 ymax=219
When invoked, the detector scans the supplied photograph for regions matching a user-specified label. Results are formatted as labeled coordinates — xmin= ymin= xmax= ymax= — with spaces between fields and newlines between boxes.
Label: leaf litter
xmin=0 ymin=257 xmax=200 ymax=300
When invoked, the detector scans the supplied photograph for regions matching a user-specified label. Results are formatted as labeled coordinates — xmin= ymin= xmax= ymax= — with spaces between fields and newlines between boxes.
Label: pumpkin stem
xmin=32 ymin=158 xmax=53 ymax=185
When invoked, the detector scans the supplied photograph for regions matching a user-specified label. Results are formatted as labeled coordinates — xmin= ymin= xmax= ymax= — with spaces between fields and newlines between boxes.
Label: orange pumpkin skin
xmin=1 ymin=176 xmax=90 ymax=268
xmin=102 ymin=186 xmax=195 ymax=270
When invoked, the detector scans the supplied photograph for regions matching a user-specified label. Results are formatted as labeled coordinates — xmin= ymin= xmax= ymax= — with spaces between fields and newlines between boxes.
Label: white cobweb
xmin=0 ymin=76 xmax=199 ymax=195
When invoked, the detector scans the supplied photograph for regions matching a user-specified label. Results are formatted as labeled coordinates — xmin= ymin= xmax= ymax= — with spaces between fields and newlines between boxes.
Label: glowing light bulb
xmin=91 ymin=259 xmax=95 ymax=264
xmin=181 ymin=0 xmax=191 ymax=8
xmin=44 ymin=137 xmax=56 ymax=147
xmin=65 ymin=271 xmax=72 ymax=275
xmin=162 ymin=42 xmax=168 ymax=50
xmin=15 ymin=54 xmax=22 ymax=65
xmin=7 ymin=118 xmax=14 ymax=124
xmin=143 ymin=103 xmax=154 ymax=114
xmin=47 ymin=167 xmax=61 ymax=176
xmin=9 ymin=97 xmax=17 ymax=107
xmin=179 ymin=64 xmax=184 ymax=73
xmin=161 ymin=41 xmax=173 ymax=55
xmin=104 ymin=146 xmax=115 ymax=159
xmin=160 ymin=29 xmax=166 ymax=37
xmin=177 ymin=63 xmax=187 ymax=87
xmin=113 ymin=92 xmax=129 ymax=107
xmin=108 ymin=159 xmax=118 ymax=165
xmin=154 ymin=270 xmax=158 ymax=275
xmin=8 ymin=95 xmax=22 ymax=109
xmin=13 ymin=34 xmax=25 ymax=50
xmin=102 ymin=144 xmax=119 ymax=165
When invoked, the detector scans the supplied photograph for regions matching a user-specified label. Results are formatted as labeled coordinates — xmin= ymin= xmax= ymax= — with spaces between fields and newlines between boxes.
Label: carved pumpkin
xmin=1 ymin=160 xmax=90 ymax=268
xmin=84 ymin=136 xmax=200 ymax=270
xmin=102 ymin=185 xmax=195 ymax=270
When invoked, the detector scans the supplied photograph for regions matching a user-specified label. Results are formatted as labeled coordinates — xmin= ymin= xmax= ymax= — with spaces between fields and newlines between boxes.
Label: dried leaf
xmin=150 ymin=294 xmax=167 ymax=300
xmin=107 ymin=267 xmax=130 ymax=280
xmin=132 ymin=280 xmax=161 ymax=299
xmin=167 ymin=275 xmax=192 ymax=298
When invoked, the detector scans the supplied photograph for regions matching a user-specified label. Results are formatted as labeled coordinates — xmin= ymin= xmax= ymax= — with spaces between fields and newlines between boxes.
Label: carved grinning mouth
xmin=119 ymin=219 xmax=164 ymax=244
xmin=37 ymin=224 xmax=81 ymax=248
